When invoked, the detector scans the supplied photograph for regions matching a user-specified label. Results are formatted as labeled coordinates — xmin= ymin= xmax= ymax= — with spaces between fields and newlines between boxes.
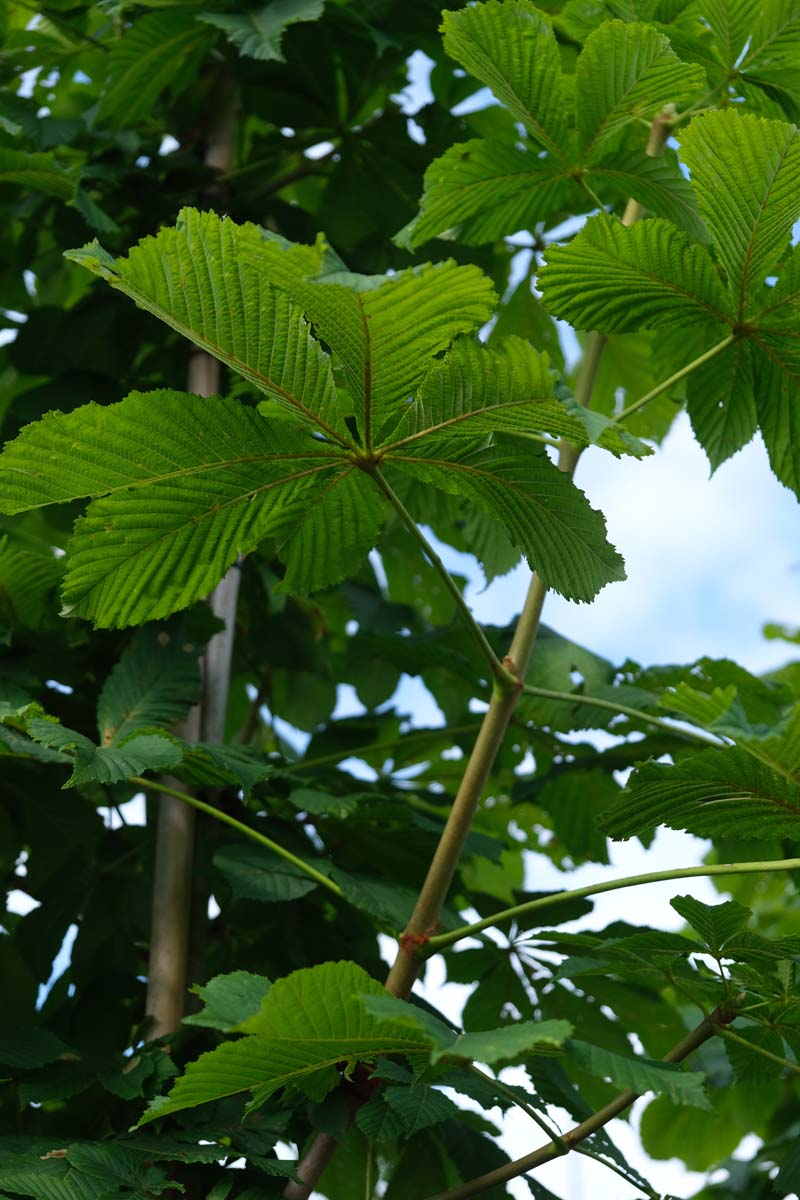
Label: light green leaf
xmin=213 ymin=845 xmax=319 ymax=903
xmin=441 ymin=0 xmax=568 ymax=159
xmin=397 ymin=139 xmax=578 ymax=249
xmin=704 ymin=0 xmax=752 ymax=71
xmin=384 ymin=336 xmax=647 ymax=458
xmin=26 ymin=719 xmax=182 ymax=787
xmin=669 ymin=895 xmax=751 ymax=957
xmin=441 ymin=1019 xmax=572 ymax=1066
xmin=96 ymin=621 xmax=201 ymax=746
xmin=301 ymin=265 xmax=497 ymax=444
xmin=656 ymin=680 xmax=737 ymax=727
xmin=198 ymin=0 xmax=324 ymax=61
xmin=390 ymin=441 xmax=626 ymax=603
xmin=273 ymin=466 xmax=386 ymax=595
xmin=567 ymin=1039 xmax=710 ymax=1108
xmin=738 ymin=0 xmax=800 ymax=121
xmin=599 ymin=745 xmax=800 ymax=841
xmin=65 ymin=210 xmax=345 ymax=439
xmin=97 ymin=11 xmax=214 ymax=128
xmin=0 ymin=389 xmax=355 ymax=626
xmin=176 ymin=743 xmax=273 ymax=796
xmin=236 ymin=231 xmax=496 ymax=442
xmin=359 ymin=993 xmax=570 ymax=1065
xmin=680 ymin=110 xmax=800 ymax=315
xmin=184 ymin=971 xmax=272 ymax=1032
xmin=686 ymin=338 xmax=758 ymax=470
xmin=588 ymin=149 xmax=709 ymax=242
xmin=138 ymin=962 xmax=434 ymax=1122
xmin=576 ymin=21 xmax=704 ymax=162
xmin=539 ymin=212 xmax=730 ymax=332
xmin=0 ymin=147 xmax=76 ymax=200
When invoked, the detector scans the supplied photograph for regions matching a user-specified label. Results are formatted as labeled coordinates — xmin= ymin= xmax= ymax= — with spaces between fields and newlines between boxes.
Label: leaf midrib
xmin=109 ymin=271 xmax=352 ymax=449
xmin=2 ymin=449 xmax=343 ymax=509
xmin=580 ymin=40 xmax=670 ymax=163
xmin=735 ymin=130 xmax=798 ymax=319
xmin=66 ymin=461 xmax=343 ymax=600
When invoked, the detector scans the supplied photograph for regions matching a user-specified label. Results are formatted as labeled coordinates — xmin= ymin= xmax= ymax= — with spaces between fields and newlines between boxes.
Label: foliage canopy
xmin=3 ymin=2 xmax=800 ymax=1199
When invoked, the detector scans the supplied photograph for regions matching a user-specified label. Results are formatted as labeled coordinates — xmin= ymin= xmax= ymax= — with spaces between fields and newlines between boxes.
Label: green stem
xmin=573 ymin=1146 xmax=658 ymax=1198
xmin=713 ymin=1025 xmax=800 ymax=1075
xmin=469 ymin=1065 xmax=568 ymax=1154
xmin=424 ymin=858 xmax=800 ymax=955
xmin=424 ymin=1002 xmax=736 ymax=1200
xmin=521 ymin=684 xmax=726 ymax=746
xmin=616 ymin=334 xmax=736 ymax=424
xmin=370 ymin=468 xmax=515 ymax=689
xmin=131 ymin=776 xmax=344 ymax=899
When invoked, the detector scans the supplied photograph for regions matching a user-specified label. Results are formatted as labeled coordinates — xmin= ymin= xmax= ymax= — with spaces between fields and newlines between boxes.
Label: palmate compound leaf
xmin=0 ymin=390 xmax=383 ymax=627
xmin=599 ymin=745 xmax=800 ymax=841
xmin=139 ymin=962 xmax=570 ymax=1125
xmin=0 ymin=204 xmax=627 ymax=623
xmin=399 ymin=12 xmax=707 ymax=248
xmin=138 ymin=962 xmax=441 ymax=1123
xmin=387 ymin=440 xmax=626 ymax=603
xmin=64 ymin=208 xmax=347 ymax=443
xmin=540 ymin=108 xmax=800 ymax=491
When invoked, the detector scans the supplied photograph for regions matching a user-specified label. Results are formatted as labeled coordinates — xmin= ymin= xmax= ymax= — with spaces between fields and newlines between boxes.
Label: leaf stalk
xmin=423 ymin=858 xmax=800 ymax=954
xmin=132 ymin=776 xmax=344 ymax=898
xmin=369 ymin=467 xmax=518 ymax=691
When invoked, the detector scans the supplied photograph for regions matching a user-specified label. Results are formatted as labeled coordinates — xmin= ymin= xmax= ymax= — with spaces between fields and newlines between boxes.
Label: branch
xmin=285 ymin=107 xmax=675 ymax=1199
xmin=424 ymin=1000 xmax=739 ymax=1200
xmin=423 ymin=858 xmax=800 ymax=954
xmin=132 ymin=776 xmax=344 ymax=899
xmin=370 ymin=467 xmax=517 ymax=690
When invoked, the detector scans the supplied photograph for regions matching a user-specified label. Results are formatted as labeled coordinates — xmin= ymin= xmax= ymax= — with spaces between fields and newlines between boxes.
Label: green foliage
xmin=0 ymin=210 xmax=627 ymax=622
xmin=3 ymin=2 xmax=800 ymax=1199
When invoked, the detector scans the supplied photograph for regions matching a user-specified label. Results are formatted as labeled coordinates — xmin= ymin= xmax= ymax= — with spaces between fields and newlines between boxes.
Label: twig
xmin=424 ymin=1001 xmax=739 ymax=1200
xmin=521 ymin=683 xmax=727 ymax=746
xmin=423 ymin=858 xmax=800 ymax=954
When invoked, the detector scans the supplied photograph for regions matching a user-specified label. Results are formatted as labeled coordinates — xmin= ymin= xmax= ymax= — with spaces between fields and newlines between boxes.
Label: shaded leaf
xmin=567 ymin=1038 xmax=710 ymax=1107
xmin=198 ymin=0 xmax=324 ymax=62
